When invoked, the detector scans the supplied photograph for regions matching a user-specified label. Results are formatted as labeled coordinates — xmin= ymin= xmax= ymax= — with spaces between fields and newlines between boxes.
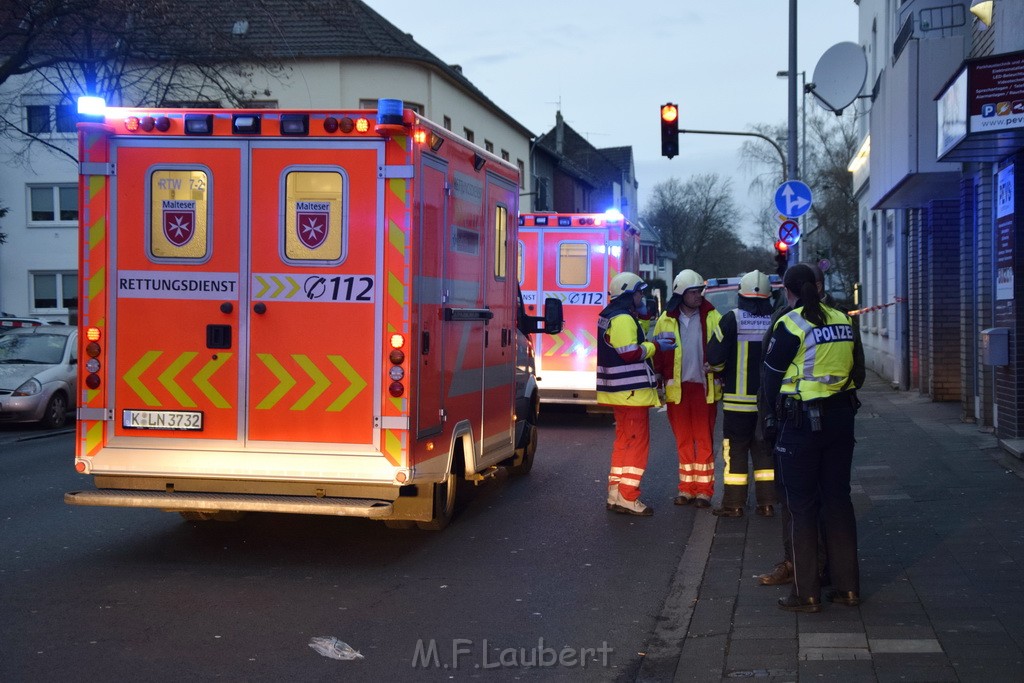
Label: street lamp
xmin=777 ymin=70 xmax=806 ymax=181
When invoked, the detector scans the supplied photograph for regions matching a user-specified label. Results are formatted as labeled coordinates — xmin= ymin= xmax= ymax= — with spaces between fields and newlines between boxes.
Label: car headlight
xmin=13 ymin=378 xmax=43 ymax=396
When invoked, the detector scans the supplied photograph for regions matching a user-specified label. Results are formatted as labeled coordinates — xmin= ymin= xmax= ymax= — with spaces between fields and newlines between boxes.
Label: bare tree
xmin=643 ymin=174 xmax=773 ymax=278
xmin=0 ymin=1 xmax=284 ymax=162
xmin=739 ymin=111 xmax=860 ymax=299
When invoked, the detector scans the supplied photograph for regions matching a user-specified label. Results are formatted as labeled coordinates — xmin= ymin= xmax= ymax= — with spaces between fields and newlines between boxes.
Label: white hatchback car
xmin=0 ymin=325 xmax=77 ymax=428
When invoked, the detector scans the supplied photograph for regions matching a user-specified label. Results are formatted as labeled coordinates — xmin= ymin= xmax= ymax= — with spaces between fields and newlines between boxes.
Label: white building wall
xmin=0 ymin=57 xmax=533 ymax=319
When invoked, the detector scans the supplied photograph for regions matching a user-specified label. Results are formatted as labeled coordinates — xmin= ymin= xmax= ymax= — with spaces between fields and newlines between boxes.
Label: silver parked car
xmin=0 ymin=325 xmax=77 ymax=428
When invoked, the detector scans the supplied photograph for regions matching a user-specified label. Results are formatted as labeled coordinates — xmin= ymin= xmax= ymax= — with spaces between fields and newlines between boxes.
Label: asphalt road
xmin=0 ymin=410 xmax=699 ymax=682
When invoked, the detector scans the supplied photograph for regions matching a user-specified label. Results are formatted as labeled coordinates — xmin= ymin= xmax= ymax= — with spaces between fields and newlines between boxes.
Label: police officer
xmin=762 ymin=263 xmax=861 ymax=612
xmin=706 ymin=270 xmax=776 ymax=518
xmin=598 ymin=272 xmax=676 ymax=516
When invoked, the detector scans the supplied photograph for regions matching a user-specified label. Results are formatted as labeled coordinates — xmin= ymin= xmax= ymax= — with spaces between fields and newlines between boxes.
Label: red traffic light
xmin=774 ymin=239 xmax=789 ymax=253
xmin=660 ymin=102 xmax=679 ymax=158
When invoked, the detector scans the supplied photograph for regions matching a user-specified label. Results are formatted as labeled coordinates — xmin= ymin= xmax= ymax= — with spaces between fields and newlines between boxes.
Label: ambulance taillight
xmin=388 ymin=334 xmax=406 ymax=397
xmin=84 ymin=327 xmax=102 ymax=389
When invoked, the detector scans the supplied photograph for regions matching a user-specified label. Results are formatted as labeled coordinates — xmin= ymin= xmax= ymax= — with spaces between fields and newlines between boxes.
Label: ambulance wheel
xmin=510 ymin=422 xmax=537 ymax=476
xmin=180 ymin=510 xmax=246 ymax=522
xmin=416 ymin=470 xmax=457 ymax=531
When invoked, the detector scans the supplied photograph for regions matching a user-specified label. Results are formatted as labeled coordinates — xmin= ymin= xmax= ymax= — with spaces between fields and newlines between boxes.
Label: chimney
xmin=555 ymin=111 xmax=564 ymax=155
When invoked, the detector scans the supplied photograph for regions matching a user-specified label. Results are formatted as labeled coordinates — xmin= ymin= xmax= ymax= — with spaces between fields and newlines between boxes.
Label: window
xmin=28 ymin=185 xmax=78 ymax=225
xmin=25 ymin=103 xmax=76 ymax=134
xmin=240 ymin=100 xmax=279 ymax=109
xmin=284 ymin=171 xmax=345 ymax=262
xmin=32 ymin=272 xmax=78 ymax=313
xmin=517 ymin=160 xmax=525 ymax=190
xmin=443 ymin=116 xmax=452 ymax=131
xmin=501 ymin=149 xmax=510 ymax=162
xmin=359 ymin=99 xmax=423 ymax=115
xmin=149 ymin=168 xmax=211 ymax=260
xmin=494 ymin=206 xmax=508 ymax=280
xmin=485 ymin=140 xmax=494 ymax=153
xmin=558 ymin=242 xmax=589 ymax=286
xmin=463 ymin=127 xmax=474 ymax=143
xmin=518 ymin=240 xmax=525 ymax=284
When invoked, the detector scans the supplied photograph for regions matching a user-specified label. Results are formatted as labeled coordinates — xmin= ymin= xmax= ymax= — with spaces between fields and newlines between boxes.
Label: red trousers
xmin=608 ymin=405 xmax=650 ymax=502
xmin=668 ymin=382 xmax=715 ymax=498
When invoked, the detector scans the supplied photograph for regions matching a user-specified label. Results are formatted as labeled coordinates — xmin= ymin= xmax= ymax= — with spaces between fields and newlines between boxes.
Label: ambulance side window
xmin=283 ymin=170 xmax=345 ymax=263
xmin=557 ymin=241 xmax=589 ymax=287
xmin=148 ymin=168 xmax=211 ymax=261
xmin=494 ymin=205 xmax=508 ymax=281
xmin=517 ymin=240 xmax=525 ymax=285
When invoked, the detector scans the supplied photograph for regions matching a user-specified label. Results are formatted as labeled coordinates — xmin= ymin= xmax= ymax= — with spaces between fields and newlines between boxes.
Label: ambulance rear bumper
xmin=64 ymin=489 xmax=393 ymax=518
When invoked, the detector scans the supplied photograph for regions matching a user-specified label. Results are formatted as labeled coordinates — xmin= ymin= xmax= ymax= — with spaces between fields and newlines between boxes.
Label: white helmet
xmin=672 ymin=269 xmax=704 ymax=295
xmin=739 ymin=270 xmax=771 ymax=298
xmin=609 ymin=272 xmax=647 ymax=299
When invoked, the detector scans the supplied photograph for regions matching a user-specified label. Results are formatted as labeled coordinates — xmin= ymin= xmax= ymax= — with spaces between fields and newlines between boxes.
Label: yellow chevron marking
xmin=86 ymin=421 xmax=104 ymax=456
xmin=545 ymin=332 xmax=565 ymax=357
xmin=325 ymin=355 xmax=367 ymax=412
xmin=388 ymin=178 xmax=407 ymax=203
xmin=389 ymin=219 xmax=406 ymax=251
xmin=291 ymin=354 xmax=330 ymax=410
xmin=158 ymin=352 xmax=198 ymax=407
xmin=388 ymin=272 xmax=404 ymax=306
xmin=255 ymin=354 xmax=296 ymax=409
xmin=88 ymin=267 xmax=105 ymax=299
xmin=124 ymin=351 xmax=162 ymax=406
xmin=561 ymin=329 xmax=579 ymax=356
xmin=580 ymin=329 xmax=597 ymax=352
xmin=194 ymin=353 xmax=232 ymax=408
xmin=286 ymin=276 xmax=300 ymax=298
xmin=385 ymin=429 xmax=403 ymax=464
xmin=271 ymin=276 xmax=285 ymax=298
xmin=255 ymin=275 xmax=270 ymax=298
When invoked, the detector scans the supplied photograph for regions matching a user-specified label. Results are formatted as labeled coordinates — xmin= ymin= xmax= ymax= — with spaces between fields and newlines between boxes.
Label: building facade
xmin=0 ymin=1 xmax=533 ymax=322
xmin=854 ymin=0 xmax=1024 ymax=451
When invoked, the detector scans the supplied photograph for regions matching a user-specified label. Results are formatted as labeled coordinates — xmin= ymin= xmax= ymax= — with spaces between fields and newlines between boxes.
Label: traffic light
xmin=660 ymin=103 xmax=679 ymax=158
xmin=774 ymin=240 xmax=789 ymax=277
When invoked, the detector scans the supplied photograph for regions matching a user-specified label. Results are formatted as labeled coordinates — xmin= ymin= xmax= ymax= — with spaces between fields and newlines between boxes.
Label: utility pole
xmin=787 ymin=0 xmax=800 ymax=263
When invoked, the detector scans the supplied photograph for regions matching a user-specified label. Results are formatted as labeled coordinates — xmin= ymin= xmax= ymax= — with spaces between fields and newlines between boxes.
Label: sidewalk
xmin=639 ymin=372 xmax=1024 ymax=682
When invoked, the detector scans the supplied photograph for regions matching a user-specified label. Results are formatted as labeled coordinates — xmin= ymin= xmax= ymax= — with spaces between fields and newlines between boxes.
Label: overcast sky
xmin=363 ymin=1 xmax=861 ymax=241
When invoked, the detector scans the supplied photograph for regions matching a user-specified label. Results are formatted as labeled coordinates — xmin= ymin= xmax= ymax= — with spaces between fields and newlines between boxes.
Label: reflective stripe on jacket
xmin=596 ymin=308 xmax=659 ymax=407
xmin=712 ymin=308 xmax=772 ymax=412
xmin=777 ymin=305 xmax=855 ymax=400
xmin=652 ymin=302 xmax=722 ymax=405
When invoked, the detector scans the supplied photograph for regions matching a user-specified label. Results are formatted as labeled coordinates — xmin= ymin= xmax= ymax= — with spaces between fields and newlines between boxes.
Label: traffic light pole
xmin=678 ymin=128 xmax=787 ymax=182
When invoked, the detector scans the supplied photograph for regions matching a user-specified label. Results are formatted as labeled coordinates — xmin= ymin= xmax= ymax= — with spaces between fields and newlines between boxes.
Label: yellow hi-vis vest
xmin=652 ymin=307 xmax=722 ymax=405
xmin=776 ymin=305 xmax=855 ymax=400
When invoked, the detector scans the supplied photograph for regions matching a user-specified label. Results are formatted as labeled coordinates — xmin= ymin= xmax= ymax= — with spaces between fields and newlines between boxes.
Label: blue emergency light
xmin=377 ymin=98 xmax=405 ymax=125
xmin=77 ymin=96 xmax=106 ymax=121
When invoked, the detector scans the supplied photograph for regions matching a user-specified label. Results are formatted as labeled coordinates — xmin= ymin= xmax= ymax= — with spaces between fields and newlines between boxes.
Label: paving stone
xmin=798 ymin=659 xmax=876 ymax=681
xmin=800 ymin=646 xmax=871 ymax=660
xmin=868 ymin=638 xmax=942 ymax=653
xmin=725 ymin=637 xmax=797 ymax=671
xmin=800 ymin=632 xmax=868 ymax=648
xmin=730 ymin=625 xmax=794 ymax=640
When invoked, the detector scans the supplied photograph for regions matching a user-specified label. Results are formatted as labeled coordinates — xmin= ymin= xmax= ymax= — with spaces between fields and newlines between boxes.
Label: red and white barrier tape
xmin=848 ymin=297 xmax=907 ymax=317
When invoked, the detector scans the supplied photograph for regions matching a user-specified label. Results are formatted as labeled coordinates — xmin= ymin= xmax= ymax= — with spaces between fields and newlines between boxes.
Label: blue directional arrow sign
xmin=774 ymin=180 xmax=813 ymax=218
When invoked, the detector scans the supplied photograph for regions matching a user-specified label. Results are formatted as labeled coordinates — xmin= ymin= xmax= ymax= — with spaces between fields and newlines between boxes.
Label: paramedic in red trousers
xmin=597 ymin=272 xmax=676 ymax=516
xmin=653 ymin=270 xmax=722 ymax=508
xmin=706 ymin=270 xmax=777 ymax=518
xmin=762 ymin=263 xmax=862 ymax=613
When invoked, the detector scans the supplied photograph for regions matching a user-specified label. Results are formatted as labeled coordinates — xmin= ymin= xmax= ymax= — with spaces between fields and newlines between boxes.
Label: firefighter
xmin=598 ymin=272 xmax=676 ymax=516
xmin=762 ymin=263 xmax=862 ymax=613
xmin=706 ymin=270 xmax=777 ymax=518
xmin=653 ymin=270 xmax=722 ymax=507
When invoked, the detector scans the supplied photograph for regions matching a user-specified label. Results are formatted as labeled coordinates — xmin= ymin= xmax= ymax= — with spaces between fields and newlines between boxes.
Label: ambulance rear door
xmin=108 ymin=138 xmax=384 ymax=458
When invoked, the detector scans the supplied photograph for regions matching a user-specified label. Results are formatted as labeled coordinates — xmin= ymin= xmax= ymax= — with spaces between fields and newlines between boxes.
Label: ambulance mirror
xmin=542 ymin=298 xmax=563 ymax=335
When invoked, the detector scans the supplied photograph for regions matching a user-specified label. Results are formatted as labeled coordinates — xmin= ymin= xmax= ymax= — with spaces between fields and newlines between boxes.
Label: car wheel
xmin=509 ymin=422 xmax=537 ymax=475
xmin=40 ymin=392 xmax=68 ymax=429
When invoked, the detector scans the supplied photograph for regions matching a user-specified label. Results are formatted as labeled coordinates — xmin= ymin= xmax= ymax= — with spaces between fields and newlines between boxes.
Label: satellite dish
xmin=809 ymin=42 xmax=867 ymax=114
